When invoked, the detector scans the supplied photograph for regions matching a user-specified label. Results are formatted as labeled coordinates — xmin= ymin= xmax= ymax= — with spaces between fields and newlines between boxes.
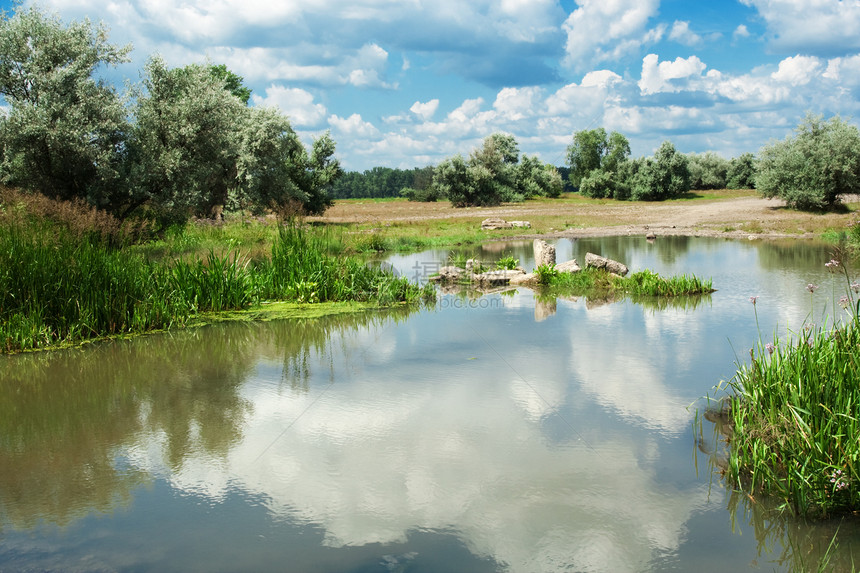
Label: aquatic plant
xmin=721 ymin=254 xmax=860 ymax=518
xmin=496 ymin=254 xmax=519 ymax=270
xmin=0 ymin=204 xmax=433 ymax=353
xmin=534 ymin=263 xmax=560 ymax=285
xmin=618 ymin=269 xmax=714 ymax=296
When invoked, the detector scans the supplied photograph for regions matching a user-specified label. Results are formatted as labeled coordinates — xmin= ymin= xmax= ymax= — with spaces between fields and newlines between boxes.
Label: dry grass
xmin=308 ymin=190 xmax=860 ymax=246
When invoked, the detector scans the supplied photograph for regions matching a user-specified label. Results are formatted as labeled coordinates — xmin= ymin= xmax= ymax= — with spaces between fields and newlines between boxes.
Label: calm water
xmin=2 ymin=236 xmax=859 ymax=572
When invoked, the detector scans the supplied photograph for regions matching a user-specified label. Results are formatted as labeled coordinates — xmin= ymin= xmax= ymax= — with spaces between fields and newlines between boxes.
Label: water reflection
xmin=1 ymin=237 xmax=858 ymax=572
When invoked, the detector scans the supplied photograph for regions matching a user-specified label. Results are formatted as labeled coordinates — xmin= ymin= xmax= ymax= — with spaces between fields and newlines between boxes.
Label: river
xmin=1 ymin=236 xmax=858 ymax=572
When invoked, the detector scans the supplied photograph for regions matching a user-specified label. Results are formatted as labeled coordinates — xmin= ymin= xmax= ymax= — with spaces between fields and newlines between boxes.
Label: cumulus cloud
xmin=733 ymin=24 xmax=751 ymax=41
xmin=771 ymin=55 xmax=823 ymax=86
xmin=639 ymin=54 xmax=708 ymax=95
xmin=250 ymin=85 xmax=327 ymax=126
xmin=740 ymin=0 xmax=860 ymax=55
xmin=668 ymin=21 xmax=702 ymax=46
xmin=409 ymin=99 xmax=439 ymax=121
xmin=562 ymin=0 xmax=662 ymax=70
xmin=493 ymin=86 xmax=543 ymax=121
xmin=327 ymin=113 xmax=380 ymax=137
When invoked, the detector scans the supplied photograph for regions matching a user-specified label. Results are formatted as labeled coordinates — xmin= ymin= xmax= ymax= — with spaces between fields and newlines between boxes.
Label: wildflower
xmin=825 ymin=259 xmax=840 ymax=270
xmin=852 ymin=282 xmax=860 ymax=294
xmin=765 ymin=343 xmax=776 ymax=355
xmin=829 ymin=469 xmax=850 ymax=492
xmin=839 ymin=295 xmax=850 ymax=309
xmin=749 ymin=296 xmax=759 ymax=305
xmin=807 ymin=283 xmax=818 ymax=293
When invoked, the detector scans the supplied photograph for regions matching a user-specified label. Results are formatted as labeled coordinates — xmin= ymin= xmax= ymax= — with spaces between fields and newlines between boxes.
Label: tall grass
xmin=543 ymin=267 xmax=714 ymax=297
xmin=0 ymin=219 xmax=191 ymax=351
xmin=722 ymin=258 xmax=860 ymax=518
xmin=0 ymin=196 xmax=433 ymax=353
xmin=254 ymin=222 xmax=434 ymax=305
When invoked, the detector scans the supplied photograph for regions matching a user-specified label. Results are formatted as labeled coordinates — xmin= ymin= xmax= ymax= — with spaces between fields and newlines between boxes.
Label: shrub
xmin=628 ymin=142 xmax=691 ymax=201
xmin=687 ymin=152 xmax=729 ymax=190
xmin=756 ymin=114 xmax=860 ymax=210
xmin=727 ymin=153 xmax=756 ymax=189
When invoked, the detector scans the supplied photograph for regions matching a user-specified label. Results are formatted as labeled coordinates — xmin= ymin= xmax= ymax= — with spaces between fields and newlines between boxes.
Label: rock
xmin=465 ymin=259 xmax=475 ymax=273
xmin=509 ymin=272 xmax=537 ymax=286
xmin=474 ymin=269 xmax=526 ymax=286
xmin=430 ymin=266 xmax=468 ymax=282
xmin=509 ymin=220 xmax=531 ymax=228
xmin=555 ymin=259 xmax=581 ymax=274
xmin=646 ymin=232 xmax=656 ymax=241
xmin=585 ymin=252 xmax=629 ymax=276
xmin=481 ymin=217 xmax=513 ymax=230
xmin=533 ymin=239 xmax=556 ymax=267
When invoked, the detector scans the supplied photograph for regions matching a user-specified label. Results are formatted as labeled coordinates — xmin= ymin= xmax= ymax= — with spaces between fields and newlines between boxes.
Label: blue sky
xmin=4 ymin=0 xmax=860 ymax=171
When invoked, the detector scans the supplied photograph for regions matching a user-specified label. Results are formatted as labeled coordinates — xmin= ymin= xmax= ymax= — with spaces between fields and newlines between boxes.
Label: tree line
xmin=3 ymin=7 xmax=857 ymax=221
xmin=336 ymin=115 xmax=858 ymax=213
xmin=0 ymin=7 xmax=342 ymax=230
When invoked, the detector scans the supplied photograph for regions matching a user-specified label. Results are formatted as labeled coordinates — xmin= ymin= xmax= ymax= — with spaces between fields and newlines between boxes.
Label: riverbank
xmin=311 ymin=190 xmax=860 ymax=243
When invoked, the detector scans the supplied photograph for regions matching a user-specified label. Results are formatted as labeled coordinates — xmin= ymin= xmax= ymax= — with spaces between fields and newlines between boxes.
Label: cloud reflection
xmin=128 ymin=316 xmax=710 ymax=572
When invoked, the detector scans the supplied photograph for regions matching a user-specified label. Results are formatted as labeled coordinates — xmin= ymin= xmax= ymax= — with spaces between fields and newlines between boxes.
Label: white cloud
xmin=733 ymin=24 xmax=751 ymax=40
xmin=409 ymin=99 xmax=439 ymax=121
xmin=668 ymin=21 xmax=702 ymax=46
xmin=771 ymin=54 xmax=822 ymax=86
xmin=327 ymin=113 xmax=380 ymax=137
xmin=562 ymin=0 xmax=662 ymax=70
xmin=250 ymin=85 xmax=327 ymax=126
xmin=493 ymin=86 xmax=543 ymax=121
xmin=740 ymin=0 xmax=860 ymax=54
xmin=639 ymin=54 xmax=708 ymax=94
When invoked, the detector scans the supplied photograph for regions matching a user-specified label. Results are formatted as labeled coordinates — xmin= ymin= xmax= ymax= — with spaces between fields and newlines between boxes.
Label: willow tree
xmin=0 ymin=7 xmax=130 ymax=207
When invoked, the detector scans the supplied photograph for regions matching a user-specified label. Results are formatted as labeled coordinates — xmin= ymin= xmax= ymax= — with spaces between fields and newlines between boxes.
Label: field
xmin=311 ymin=190 xmax=860 ymax=245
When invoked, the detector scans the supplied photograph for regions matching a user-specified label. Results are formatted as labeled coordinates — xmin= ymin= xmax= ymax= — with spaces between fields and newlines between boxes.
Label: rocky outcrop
xmin=533 ymin=239 xmax=556 ymax=267
xmin=474 ymin=269 xmax=527 ymax=286
xmin=481 ymin=218 xmax=530 ymax=230
xmin=555 ymin=259 xmax=581 ymax=273
xmin=481 ymin=218 xmax=512 ymax=230
xmin=585 ymin=252 xmax=629 ymax=276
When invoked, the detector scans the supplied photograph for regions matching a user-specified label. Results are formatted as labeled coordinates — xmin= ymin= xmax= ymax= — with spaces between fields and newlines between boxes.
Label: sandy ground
xmin=312 ymin=194 xmax=860 ymax=240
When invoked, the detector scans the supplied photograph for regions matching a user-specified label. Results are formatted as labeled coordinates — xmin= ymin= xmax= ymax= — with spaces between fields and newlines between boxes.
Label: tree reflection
xmin=0 ymin=307 xmax=418 ymax=530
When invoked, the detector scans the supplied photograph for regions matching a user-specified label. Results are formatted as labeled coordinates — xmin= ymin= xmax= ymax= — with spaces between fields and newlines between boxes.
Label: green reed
xmin=723 ymin=259 xmax=860 ymax=518
xmin=544 ymin=267 xmax=714 ymax=297
xmin=619 ymin=269 xmax=714 ymax=296
xmin=254 ymin=222 xmax=433 ymax=305
xmin=0 ymin=220 xmax=192 ymax=351
xmin=0 ymin=210 xmax=433 ymax=353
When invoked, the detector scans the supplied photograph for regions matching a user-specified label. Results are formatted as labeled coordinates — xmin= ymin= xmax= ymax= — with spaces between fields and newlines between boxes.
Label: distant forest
xmin=330 ymin=165 xmax=574 ymax=199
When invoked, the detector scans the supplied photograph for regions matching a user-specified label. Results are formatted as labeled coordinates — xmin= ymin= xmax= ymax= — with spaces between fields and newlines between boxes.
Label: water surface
xmin=2 ymin=236 xmax=859 ymax=572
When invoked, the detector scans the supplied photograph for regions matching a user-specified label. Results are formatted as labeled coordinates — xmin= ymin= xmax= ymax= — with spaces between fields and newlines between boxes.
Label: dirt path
xmin=314 ymin=194 xmax=859 ymax=240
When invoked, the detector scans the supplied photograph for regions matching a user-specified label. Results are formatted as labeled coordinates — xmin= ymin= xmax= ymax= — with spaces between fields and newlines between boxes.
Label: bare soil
xmin=312 ymin=193 xmax=860 ymax=241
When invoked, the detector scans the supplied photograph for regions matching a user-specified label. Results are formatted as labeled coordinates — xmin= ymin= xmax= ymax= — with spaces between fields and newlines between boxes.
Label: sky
xmin=4 ymin=0 xmax=860 ymax=171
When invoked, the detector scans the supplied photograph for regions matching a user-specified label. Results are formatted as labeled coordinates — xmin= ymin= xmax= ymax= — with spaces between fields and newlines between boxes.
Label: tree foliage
xmin=566 ymin=128 xmax=630 ymax=188
xmin=629 ymin=141 xmax=691 ymax=201
xmin=431 ymin=133 xmax=562 ymax=207
xmin=687 ymin=152 xmax=729 ymax=190
xmin=727 ymin=152 xmax=756 ymax=189
xmin=0 ymin=6 xmax=341 ymax=227
xmin=0 ymin=7 xmax=130 ymax=206
xmin=209 ymin=63 xmax=252 ymax=104
xmin=756 ymin=114 xmax=860 ymax=210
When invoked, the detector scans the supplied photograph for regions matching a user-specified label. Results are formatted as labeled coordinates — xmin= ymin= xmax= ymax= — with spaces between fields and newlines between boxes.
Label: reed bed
xmin=723 ymin=261 xmax=860 ymax=518
xmin=619 ymin=269 xmax=714 ymax=296
xmin=545 ymin=267 xmax=714 ymax=297
xmin=0 ymin=201 xmax=433 ymax=353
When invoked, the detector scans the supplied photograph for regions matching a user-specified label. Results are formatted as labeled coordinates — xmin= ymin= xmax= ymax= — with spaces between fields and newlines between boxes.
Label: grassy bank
xmin=720 ymin=260 xmax=860 ymax=518
xmin=539 ymin=266 xmax=714 ymax=296
xmin=0 ymin=191 xmax=433 ymax=353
